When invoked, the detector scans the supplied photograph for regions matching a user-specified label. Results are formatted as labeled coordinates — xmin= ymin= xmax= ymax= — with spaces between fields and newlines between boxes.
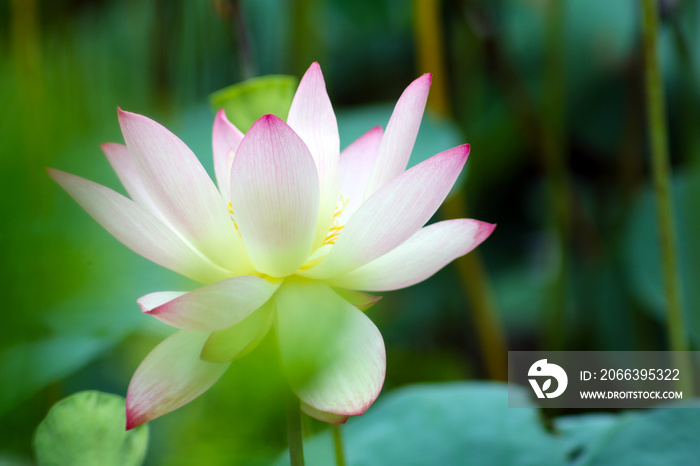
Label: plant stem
xmin=229 ymin=0 xmax=256 ymax=79
xmin=412 ymin=0 xmax=450 ymax=115
xmin=641 ymin=0 xmax=693 ymax=394
xmin=332 ymin=424 xmax=346 ymax=466
xmin=291 ymin=0 xmax=325 ymax=75
xmin=286 ymin=396 xmax=305 ymax=466
xmin=541 ymin=0 xmax=573 ymax=351
xmin=413 ymin=0 xmax=508 ymax=381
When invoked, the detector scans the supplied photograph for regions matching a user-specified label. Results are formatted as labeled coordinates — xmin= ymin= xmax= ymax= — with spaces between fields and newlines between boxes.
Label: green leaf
xmin=275 ymin=382 xmax=567 ymax=466
xmin=575 ymin=401 xmax=700 ymax=465
xmin=34 ymin=391 xmax=148 ymax=466
xmin=554 ymin=414 xmax=620 ymax=463
xmin=210 ymin=75 xmax=298 ymax=132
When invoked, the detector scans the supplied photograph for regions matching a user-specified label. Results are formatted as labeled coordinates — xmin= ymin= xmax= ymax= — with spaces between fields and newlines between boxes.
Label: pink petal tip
xmin=125 ymin=401 xmax=146 ymax=431
xmin=475 ymin=222 xmax=496 ymax=246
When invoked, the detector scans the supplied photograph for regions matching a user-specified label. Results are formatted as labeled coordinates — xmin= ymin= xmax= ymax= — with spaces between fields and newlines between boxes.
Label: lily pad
xmin=275 ymin=382 xmax=567 ymax=466
xmin=210 ymin=75 xmax=298 ymax=132
xmin=575 ymin=401 xmax=700 ymax=465
xmin=34 ymin=391 xmax=148 ymax=466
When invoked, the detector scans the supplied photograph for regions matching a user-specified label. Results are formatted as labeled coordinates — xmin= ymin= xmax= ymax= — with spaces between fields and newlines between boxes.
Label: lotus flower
xmin=48 ymin=63 xmax=494 ymax=429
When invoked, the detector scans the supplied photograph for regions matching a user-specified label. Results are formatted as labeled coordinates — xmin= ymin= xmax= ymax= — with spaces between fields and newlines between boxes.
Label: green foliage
xmin=210 ymin=75 xmax=298 ymax=132
xmin=563 ymin=401 xmax=700 ymax=465
xmin=276 ymin=383 xmax=700 ymax=466
xmin=275 ymin=383 xmax=568 ymax=466
xmin=34 ymin=391 xmax=148 ymax=466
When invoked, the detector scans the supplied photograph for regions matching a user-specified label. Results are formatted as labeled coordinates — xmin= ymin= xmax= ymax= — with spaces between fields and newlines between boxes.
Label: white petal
xmin=337 ymin=126 xmax=383 ymax=224
xmin=48 ymin=168 xmax=232 ymax=284
xmin=275 ymin=279 xmax=385 ymax=416
xmin=199 ymin=299 xmax=275 ymax=363
xmin=287 ymin=62 xmax=340 ymax=249
xmin=101 ymin=142 xmax=161 ymax=215
xmin=362 ymin=74 xmax=431 ymax=199
xmin=118 ymin=109 xmax=252 ymax=275
xmin=126 ymin=330 xmax=230 ymax=429
xmin=328 ymin=219 xmax=495 ymax=291
xmin=137 ymin=276 xmax=280 ymax=332
xmin=301 ymin=402 xmax=349 ymax=424
xmin=301 ymin=144 xmax=469 ymax=279
xmin=212 ymin=109 xmax=244 ymax=201
xmin=229 ymin=115 xmax=320 ymax=277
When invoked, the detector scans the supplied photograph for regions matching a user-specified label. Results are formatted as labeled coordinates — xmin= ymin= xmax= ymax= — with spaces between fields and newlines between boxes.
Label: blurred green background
xmin=2 ymin=0 xmax=700 ymax=464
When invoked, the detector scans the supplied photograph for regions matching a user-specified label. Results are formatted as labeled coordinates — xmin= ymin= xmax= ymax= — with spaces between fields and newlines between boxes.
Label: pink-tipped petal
xmin=287 ymin=62 xmax=340 ymax=249
xmin=48 ymin=168 xmax=231 ymax=284
xmin=200 ymin=299 xmax=275 ymax=363
xmin=126 ymin=330 xmax=230 ymax=429
xmin=137 ymin=276 xmax=279 ymax=332
xmin=230 ymin=115 xmax=320 ymax=277
xmin=212 ymin=109 xmax=244 ymax=201
xmin=328 ymin=220 xmax=495 ymax=291
xmin=137 ymin=291 xmax=188 ymax=311
xmin=101 ymin=143 xmax=161 ymax=215
xmin=337 ymin=126 xmax=383 ymax=223
xmin=301 ymin=144 xmax=469 ymax=279
xmin=301 ymin=402 xmax=349 ymax=424
xmin=118 ymin=109 xmax=252 ymax=275
xmin=275 ymin=280 xmax=385 ymax=416
xmin=362 ymin=74 xmax=431 ymax=198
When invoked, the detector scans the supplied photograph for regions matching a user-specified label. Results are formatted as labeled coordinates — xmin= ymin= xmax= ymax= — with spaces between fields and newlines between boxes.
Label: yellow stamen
xmin=227 ymin=202 xmax=240 ymax=232
xmin=322 ymin=193 xmax=348 ymax=246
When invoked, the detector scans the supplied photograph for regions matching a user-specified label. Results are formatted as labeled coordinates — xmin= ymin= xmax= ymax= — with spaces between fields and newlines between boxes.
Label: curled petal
xmin=48 ymin=168 xmax=231 ymax=284
xmin=328 ymin=219 xmax=495 ymax=291
xmin=275 ymin=279 xmax=385 ymax=416
xmin=363 ymin=74 xmax=431 ymax=198
xmin=230 ymin=115 xmax=320 ymax=277
xmin=212 ymin=109 xmax=244 ymax=201
xmin=126 ymin=331 xmax=230 ymax=429
xmin=301 ymin=402 xmax=349 ymax=424
xmin=137 ymin=276 xmax=279 ymax=332
xmin=302 ymin=144 xmax=469 ymax=279
xmin=200 ymin=299 xmax=275 ymax=363
xmin=287 ymin=62 xmax=340 ymax=249
xmin=118 ymin=109 xmax=252 ymax=275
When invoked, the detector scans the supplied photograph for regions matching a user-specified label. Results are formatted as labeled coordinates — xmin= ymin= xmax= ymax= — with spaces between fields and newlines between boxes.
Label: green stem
xmin=291 ymin=0 xmax=325 ymax=75
xmin=229 ymin=0 xmax=256 ymax=79
xmin=541 ymin=0 xmax=572 ymax=351
xmin=332 ymin=424 xmax=346 ymax=466
xmin=641 ymin=0 xmax=693 ymax=395
xmin=286 ymin=397 xmax=305 ymax=466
